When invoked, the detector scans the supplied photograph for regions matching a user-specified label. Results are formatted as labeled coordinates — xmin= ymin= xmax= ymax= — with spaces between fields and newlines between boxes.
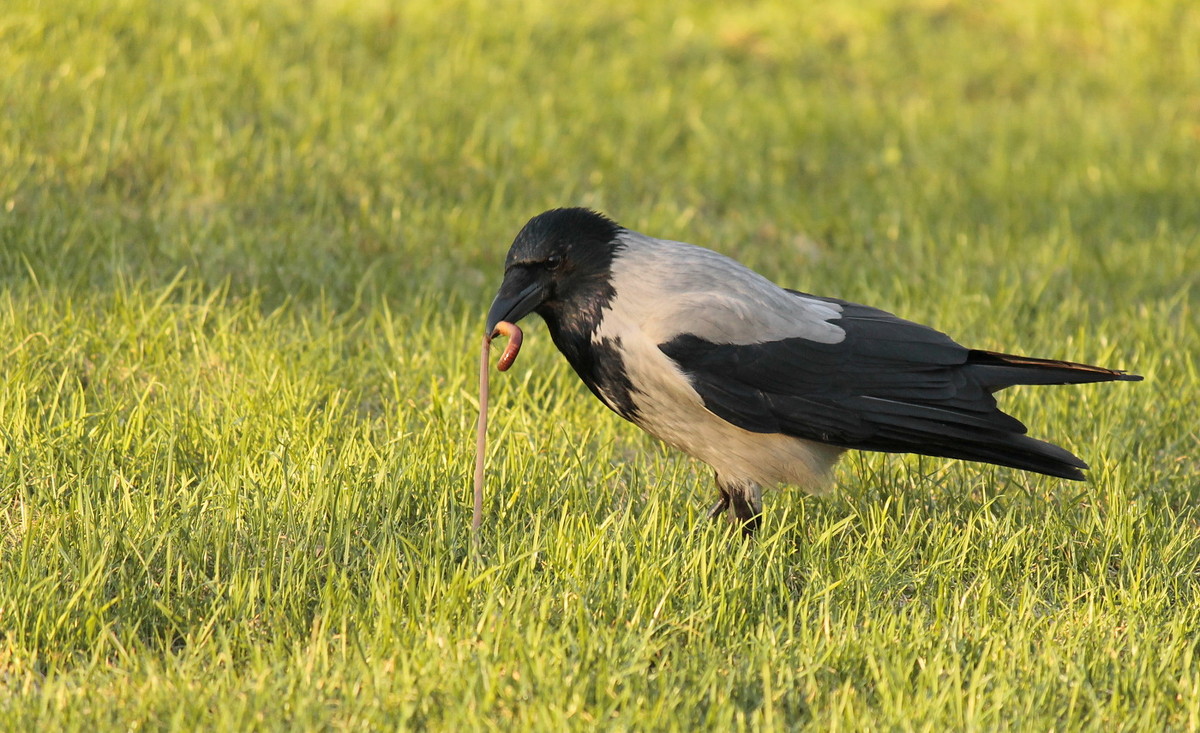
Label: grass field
xmin=2 ymin=0 xmax=1199 ymax=729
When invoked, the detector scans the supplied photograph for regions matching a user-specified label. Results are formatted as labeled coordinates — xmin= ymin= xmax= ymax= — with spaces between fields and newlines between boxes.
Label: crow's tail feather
xmin=865 ymin=350 xmax=1142 ymax=480
xmin=930 ymin=433 xmax=1090 ymax=480
xmin=968 ymin=350 xmax=1143 ymax=391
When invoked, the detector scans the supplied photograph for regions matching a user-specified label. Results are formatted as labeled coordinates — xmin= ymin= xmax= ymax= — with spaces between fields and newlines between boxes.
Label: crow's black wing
xmin=657 ymin=294 xmax=1121 ymax=479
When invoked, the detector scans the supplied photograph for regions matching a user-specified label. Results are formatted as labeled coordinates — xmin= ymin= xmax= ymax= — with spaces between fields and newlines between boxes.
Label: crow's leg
xmin=705 ymin=474 xmax=730 ymax=521
xmin=717 ymin=473 xmax=763 ymax=537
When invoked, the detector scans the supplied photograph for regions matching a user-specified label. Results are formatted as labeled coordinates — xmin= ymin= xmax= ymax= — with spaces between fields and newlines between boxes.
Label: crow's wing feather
xmin=658 ymin=293 xmax=1092 ymax=478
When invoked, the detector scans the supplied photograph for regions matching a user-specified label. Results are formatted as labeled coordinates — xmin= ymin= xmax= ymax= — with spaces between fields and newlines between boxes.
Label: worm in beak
xmin=490 ymin=321 xmax=523 ymax=371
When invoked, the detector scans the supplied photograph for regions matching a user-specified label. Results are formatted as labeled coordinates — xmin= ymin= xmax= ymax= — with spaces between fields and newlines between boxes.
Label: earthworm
xmin=472 ymin=320 xmax=524 ymax=532
xmin=493 ymin=321 xmax=523 ymax=372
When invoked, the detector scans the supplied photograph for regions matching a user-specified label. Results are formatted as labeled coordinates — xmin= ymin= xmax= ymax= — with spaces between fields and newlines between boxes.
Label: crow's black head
xmin=486 ymin=208 xmax=622 ymax=335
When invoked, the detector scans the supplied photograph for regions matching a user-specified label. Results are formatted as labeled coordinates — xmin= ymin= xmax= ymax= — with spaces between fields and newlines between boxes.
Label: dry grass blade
xmin=473 ymin=334 xmax=491 ymax=532
xmin=473 ymin=321 xmax=523 ymax=532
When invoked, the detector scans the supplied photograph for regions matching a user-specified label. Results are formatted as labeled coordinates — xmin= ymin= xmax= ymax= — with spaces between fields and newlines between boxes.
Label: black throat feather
xmin=536 ymin=254 xmax=640 ymax=421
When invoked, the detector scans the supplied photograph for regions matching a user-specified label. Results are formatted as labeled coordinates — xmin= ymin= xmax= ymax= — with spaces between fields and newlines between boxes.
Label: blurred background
xmin=4 ymin=0 xmax=1196 ymax=313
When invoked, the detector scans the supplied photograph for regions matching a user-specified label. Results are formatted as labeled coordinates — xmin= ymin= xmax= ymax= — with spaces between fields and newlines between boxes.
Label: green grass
xmin=2 ymin=0 xmax=1198 ymax=728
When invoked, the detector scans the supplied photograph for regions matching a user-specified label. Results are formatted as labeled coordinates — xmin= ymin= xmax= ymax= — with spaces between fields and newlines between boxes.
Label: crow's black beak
xmin=485 ymin=267 xmax=546 ymax=336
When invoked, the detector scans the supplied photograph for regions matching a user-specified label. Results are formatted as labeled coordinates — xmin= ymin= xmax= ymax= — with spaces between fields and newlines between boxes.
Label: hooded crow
xmin=485 ymin=208 xmax=1142 ymax=534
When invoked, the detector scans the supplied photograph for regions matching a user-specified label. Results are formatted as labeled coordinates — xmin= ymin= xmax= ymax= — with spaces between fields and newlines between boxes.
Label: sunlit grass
xmin=1 ymin=0 xmax=1198 ymax=729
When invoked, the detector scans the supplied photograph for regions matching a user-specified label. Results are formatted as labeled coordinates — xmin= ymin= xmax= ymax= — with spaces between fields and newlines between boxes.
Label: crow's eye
xmin=545 ymin=255 xmax=562 ymax=271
